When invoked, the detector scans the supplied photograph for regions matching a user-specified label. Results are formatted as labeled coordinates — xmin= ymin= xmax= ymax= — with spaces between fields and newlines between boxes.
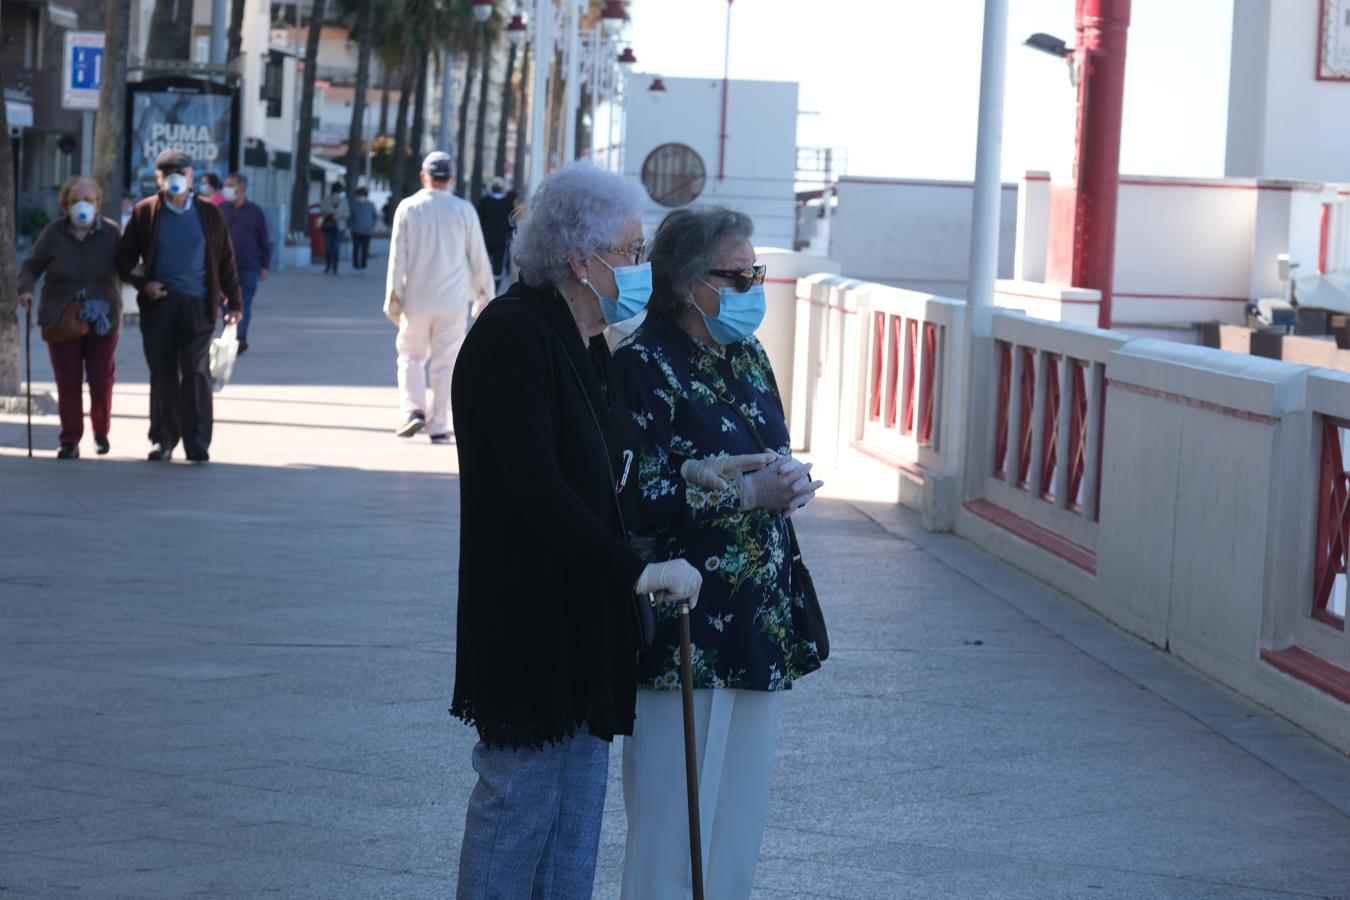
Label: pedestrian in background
xmin=384 ymin=151 xmax=494 ymax=444
xmin=197 ymin=172 xmax=223 ymax=204
xmin=118 ymin=148 xmax=242 ymax=463
xmin=320 ymin=183 xmax=348 ymax=275
xmin=16 ymin=176 xmax=122 ymax=459
xmin=220 ymin=172 xmax=272 ymax=353
xmin=613 ymin=205 xmax=825 ymax=900
xmin=348 ymin=186 xmax=377 ymax=276
xmin=473 ymin=178 xmax=514 ymax=288
xmin=450 ymin=160 xmax=703 ymax=900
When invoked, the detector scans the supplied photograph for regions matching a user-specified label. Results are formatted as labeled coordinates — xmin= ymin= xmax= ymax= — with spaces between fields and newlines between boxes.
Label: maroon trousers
xmin=47 ymin=330 xmax=118 ymax=446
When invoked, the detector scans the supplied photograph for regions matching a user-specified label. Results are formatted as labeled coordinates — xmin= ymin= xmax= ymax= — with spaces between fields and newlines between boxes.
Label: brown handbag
xmin=42 ymin=297 xmax=90 ymax=344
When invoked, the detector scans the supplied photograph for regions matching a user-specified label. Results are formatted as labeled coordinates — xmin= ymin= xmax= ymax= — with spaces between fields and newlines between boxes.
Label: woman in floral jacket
xmin=612 ymin=205 xmax=825 ymax=900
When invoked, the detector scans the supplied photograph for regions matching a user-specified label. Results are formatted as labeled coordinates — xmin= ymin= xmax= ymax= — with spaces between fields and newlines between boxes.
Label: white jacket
xmin=386 ymin=188 xmax=495 ymax=319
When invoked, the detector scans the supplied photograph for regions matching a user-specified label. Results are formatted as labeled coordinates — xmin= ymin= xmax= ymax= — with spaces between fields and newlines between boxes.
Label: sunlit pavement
xmin=3 ymin=259 xmax=1349 ymax=899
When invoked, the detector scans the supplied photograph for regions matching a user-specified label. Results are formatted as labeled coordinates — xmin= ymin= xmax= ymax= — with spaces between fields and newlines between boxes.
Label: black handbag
xmin=716 ymin=363 xmax=830 ymax=660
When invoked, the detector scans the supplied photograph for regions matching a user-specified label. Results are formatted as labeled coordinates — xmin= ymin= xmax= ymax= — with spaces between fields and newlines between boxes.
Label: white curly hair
xmin=511 ymin=162 xmax=647 ymax=289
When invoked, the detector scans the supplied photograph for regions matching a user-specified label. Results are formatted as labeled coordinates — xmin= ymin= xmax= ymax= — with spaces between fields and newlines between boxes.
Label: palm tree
xmin=0 ymin=71 xmax=18 ymax=398
xmin=512 ymin=42 xmax=530 ymax=193
xmin=227 ymin=0 xmax=247 ymax=62
xmin=93 ymin=0 xmax=131 ymax=221
xmin=290 ymin=0 xmax=329 ymax=233
xmin=493 ymin=36 xmax=518 ymax=187
xmin=402 ymin=39 xmax=432 ymax=195
xmin=389 ymin=60 xmax=415 ymax=201
xmin=469 ymin=23 xmax=496 ymax=201
xmin=453 ymin=35 xmax=476 ymax=197
xmin=343 ymin=0 xmax=378 ymax=193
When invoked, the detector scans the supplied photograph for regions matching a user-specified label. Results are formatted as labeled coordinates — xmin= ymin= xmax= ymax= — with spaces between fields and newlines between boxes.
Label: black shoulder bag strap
xmin=551 ymin=331 xmax=657 ymax=648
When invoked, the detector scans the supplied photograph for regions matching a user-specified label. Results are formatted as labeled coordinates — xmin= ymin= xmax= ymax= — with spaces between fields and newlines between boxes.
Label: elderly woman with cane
xmin=17 ymin=176 xmax=123 ymax=459
xmin=449 ymin=161 xmax=704 ymax=899
xmin=613 ymin=205 xmax=827 ymax=900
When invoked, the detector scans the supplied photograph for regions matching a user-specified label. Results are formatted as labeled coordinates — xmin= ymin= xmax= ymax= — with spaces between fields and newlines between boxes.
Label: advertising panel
xmin=125 ymin=77 xmax=240 ymax=198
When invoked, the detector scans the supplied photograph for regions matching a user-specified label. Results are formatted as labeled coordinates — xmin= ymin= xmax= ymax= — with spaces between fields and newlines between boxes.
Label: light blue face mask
xmin=696 ymin=279 xmax=766 ymax=344
xmin=588 ymin=257 xmax=653 ymax=324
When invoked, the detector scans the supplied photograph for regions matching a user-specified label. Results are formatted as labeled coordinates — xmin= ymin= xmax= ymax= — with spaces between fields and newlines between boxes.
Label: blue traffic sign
xmin=70 ymin=46 xmax=103 ymax=91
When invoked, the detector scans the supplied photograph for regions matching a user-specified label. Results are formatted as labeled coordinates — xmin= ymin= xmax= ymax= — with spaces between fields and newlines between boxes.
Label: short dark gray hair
xmin=226 ymin=172 xmax=247 ymax=189
xmin=511 ymin=162 xmax=645 ymax=288
xmin=647 ymin=205 xmax=754 ymax=320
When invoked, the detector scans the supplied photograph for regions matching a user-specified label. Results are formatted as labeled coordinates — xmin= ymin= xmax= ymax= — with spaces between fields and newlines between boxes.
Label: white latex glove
xmin=680 ymin=452 xmax=778 ymax=491
xmin=634 ymin=559 xmax=702 ymax=609
xmin=775 ymin=457 xmax=824 ymax=515
xmin=739 ymin=456 xmax=824 ymax=513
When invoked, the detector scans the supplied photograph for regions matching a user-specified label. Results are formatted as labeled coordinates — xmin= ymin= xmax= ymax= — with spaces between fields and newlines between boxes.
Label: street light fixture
xmin=471 ymin=0 xmax=495 ymax=23
xmin=617 ymin=46 xmax=637 ymax=68
xmin=505 ymin=12 xmax=527 ymax=45
xmin=600 ymin=0 xmax=628 ymax=37
xmin=649 ymin=76 xmax=667 ymax=94
xmin=1024 ymin=32 xmax=1072 ymax=58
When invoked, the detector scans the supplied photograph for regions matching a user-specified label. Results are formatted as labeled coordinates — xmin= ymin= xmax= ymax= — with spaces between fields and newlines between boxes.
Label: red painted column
xmin=1045 ymin=0 xmax=1131 ymax=329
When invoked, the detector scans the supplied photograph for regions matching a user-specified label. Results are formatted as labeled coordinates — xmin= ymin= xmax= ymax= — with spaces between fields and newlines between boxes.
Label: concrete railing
xmin=792 ymin=274 xmax=1350 ymax=754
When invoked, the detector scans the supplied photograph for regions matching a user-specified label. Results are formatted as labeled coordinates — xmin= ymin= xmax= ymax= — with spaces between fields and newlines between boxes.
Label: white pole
xmin=80 ymin=110 xmax=94 ymax=176
xmin=210 ymin=0 xmax=227 ymax=65
xmin=527 ymin=0 xmax=552 ymax=192
xmin=562 ymin=0 xmax=580 ymax=162
xmin=965 ymin=0 xmax=1009 ymax=309
xmin=953 ymin=0 xmax=1010 ymax=517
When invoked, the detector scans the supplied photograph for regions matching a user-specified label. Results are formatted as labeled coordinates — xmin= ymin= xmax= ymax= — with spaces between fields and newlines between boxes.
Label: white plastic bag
xmin=209 ymin=323 xmax=239 ymax=392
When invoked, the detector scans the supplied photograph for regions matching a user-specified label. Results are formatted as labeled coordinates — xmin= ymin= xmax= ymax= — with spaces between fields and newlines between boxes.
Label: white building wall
xmin=829 ymin=177 xmax=1018 ymax=296
xmin=622 ymin=77 xmax=798 ymax=250
xmin=1227 ymin=0 xmax=1350 ymax=182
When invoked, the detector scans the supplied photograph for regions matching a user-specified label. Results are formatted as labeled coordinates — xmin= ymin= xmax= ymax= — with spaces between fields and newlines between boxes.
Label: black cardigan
xmin=450 ymin=280 xmax=648 ymax=748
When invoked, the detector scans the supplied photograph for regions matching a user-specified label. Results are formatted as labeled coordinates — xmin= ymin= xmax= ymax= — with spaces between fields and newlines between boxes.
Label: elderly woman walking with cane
xmin=17 ymin=176 xmax=123 ymax=459
xmin=613 ymin=205 xmax=828 ymax=900
xmin=449 ymin=161 xmax=704 ymax=899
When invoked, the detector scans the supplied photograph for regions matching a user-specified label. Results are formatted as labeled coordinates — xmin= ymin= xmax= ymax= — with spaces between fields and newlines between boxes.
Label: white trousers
xmin=395 ymin=311 xmax=466 ymax=435
xmin=621 ymin=688 xmax=782 ymax=900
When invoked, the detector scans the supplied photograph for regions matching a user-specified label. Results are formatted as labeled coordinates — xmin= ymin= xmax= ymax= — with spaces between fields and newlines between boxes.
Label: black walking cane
xmin=24 ymin=303 xmax=32 ymax=458
xmin=677 ymin=599 xmax=706 ymax=900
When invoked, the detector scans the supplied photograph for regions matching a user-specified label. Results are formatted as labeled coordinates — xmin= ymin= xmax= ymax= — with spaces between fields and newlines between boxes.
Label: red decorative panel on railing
xmin=993 ymin=342 xmax=1012 ymax=478
xmin=1313 ymin=418 xmax=1350 ymax=629
xmin=886 ymin=315 xmax=902 ymax=427
xmin=868 ymin=312 xmax=884 ymax=422
xmin=902 ymin=318 xmax=918 ymax=435
xmin=1067 ymin=360 xmax=1089 ymax=510
xmin=1017 ymin=347 xmax=1035 ymax=488
xmin=919 ymin=323 xmax=937 ymax=446
xmin=1040 ymin=355 xmax=1061 ymax=500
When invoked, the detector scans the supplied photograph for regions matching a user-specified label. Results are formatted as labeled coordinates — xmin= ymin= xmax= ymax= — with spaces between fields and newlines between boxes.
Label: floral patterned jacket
xmin=612 ymin=315 xmax=824 ymax=692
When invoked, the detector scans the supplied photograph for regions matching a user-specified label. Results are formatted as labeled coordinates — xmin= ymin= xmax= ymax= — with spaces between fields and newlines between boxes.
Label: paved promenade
xmin=3 ymin=262 xmax=1350 ymax=899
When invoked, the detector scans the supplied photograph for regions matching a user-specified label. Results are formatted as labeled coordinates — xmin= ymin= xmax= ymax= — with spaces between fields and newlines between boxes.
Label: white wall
xmin=829 ymin=177 xmax=1018 ymax=296
xmin=1227 ymin=0 xmax=1350 ymax=183
xmin=623 ymin=77 xmax=798 ymax=250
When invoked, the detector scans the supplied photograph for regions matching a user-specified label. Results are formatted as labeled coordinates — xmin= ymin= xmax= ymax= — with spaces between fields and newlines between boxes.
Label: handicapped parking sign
xmin=62 ymin=31 xmax=105 ymax=111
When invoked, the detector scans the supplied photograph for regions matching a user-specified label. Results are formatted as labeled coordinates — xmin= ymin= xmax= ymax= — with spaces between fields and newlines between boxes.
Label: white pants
xmin=621 ymin=688 xmax=782 ymax=900
xmin=395 ymin=312 xmax=466 ymax=435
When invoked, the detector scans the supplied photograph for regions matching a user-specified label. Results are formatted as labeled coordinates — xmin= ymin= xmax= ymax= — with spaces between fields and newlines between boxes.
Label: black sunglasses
xmin=707 ymin=265 xmax=767 ymax=293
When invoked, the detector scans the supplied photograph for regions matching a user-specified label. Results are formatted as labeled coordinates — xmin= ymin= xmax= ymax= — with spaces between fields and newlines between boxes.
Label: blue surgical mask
xmin=588 ymin=257 xmax=653 ymax=324
xmin=696 ymin=279 xmax=766 ymax=344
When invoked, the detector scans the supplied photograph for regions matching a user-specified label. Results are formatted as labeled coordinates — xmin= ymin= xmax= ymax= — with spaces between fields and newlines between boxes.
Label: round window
xmin=640 ymin=143 xmax=707 ymax=208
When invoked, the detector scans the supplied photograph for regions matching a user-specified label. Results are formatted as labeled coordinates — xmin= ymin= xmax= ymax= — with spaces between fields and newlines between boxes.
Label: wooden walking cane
xmin=25 ymin=303 xmax=32 ymax=458
xmin=677 ymin=600 xmax=706 ymax=900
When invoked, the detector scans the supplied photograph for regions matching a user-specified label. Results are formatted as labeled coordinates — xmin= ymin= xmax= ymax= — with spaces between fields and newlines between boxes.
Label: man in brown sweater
xmin=118 ymin=148 xmax=242 ymax=463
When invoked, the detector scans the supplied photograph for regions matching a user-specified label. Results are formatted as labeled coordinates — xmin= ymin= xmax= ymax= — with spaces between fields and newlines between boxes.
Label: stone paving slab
xmin=3 ymin=264 xmax=1350 ymax=899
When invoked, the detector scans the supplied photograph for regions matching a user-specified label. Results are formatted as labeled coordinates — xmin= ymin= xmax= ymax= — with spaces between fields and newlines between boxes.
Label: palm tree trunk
xmin=547 ymin=51 xmax=564 ymax=173
xmin=0 ymin=70 xmax=18 ymax=396
xmin=469 ymin=27 xmax=493 ymax=202
xmin=379 ymin=73 xmax=391 ymax=137
xmin=146 ymin=0 xmax=193 ymax=61
xmin=289 ymin=0 xmax=328 ymax=232
xmin=455 ymin=34 xmax=478 ymax=199
xmin=93 ymin=0 xmax=131 ymax=221
xmin=493 ymin=39 xmax=517 ymax=186
xmin=227 ymin=0 xmax=246 ymax=62
xmin=403 ymin=42 xmax=430 ymax=197
xmin=512 ymin=43 xmax=530 ymax=192
xmin=390 ymin=61 xmax=414 ymax=201
xmin=345 ymin=0 xmax=377 ymax=192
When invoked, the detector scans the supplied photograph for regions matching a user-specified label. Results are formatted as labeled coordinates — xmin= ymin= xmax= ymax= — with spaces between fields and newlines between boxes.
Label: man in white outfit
xmin=384 ymin=151 xmax=495 ymax=443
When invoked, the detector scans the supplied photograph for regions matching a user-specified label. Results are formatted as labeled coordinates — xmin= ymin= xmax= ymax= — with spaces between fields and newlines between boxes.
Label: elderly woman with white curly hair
xmin=449 ymin=162 xmax=704 ymax=899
